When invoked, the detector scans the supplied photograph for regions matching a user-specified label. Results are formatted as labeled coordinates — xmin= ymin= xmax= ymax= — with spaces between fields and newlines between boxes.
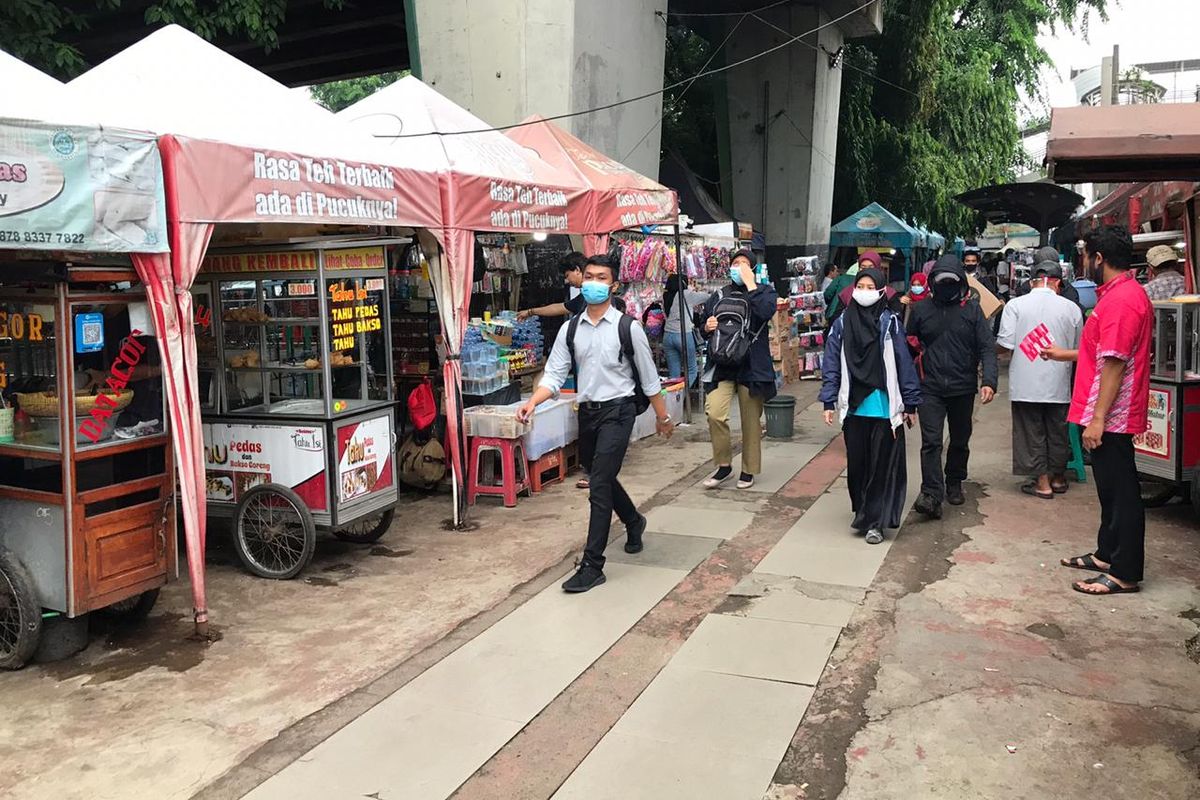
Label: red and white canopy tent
xmin=62 ymin=26 xmax=451 ymax=636
xmin=505 ymin=115 xmax=679 ymax=255
xmin=339 ymin=77 xmax=599 ymax=524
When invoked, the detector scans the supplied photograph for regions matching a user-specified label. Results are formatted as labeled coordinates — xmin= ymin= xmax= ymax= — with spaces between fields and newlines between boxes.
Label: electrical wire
xmin=657 ymin=0 xmax=794 ymax=18
xmin=375 ymin=0 xmax=878 ymax=139
xmin=620 ymin=13 xmax=745 ymax=162
xmin=748 ymin=11 xmax=920 ymax=99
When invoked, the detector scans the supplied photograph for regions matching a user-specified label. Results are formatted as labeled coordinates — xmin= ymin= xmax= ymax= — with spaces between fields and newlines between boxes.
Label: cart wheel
xmin=0 ymin=547 xmax=42 ymax=670
xmin=1140 ymin=480 xmax=1179 ymax=508
xmin=333 ymin=509 xmax=396 ymax=544
xmin=233 ymin=484 xmax=316 ymax=580
xmin=102 ymin=589 xmax=160 ymax=623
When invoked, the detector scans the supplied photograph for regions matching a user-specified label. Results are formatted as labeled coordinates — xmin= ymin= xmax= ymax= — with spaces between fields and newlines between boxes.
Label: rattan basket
xmin=16 ymin=390 xmax=134 ymax=417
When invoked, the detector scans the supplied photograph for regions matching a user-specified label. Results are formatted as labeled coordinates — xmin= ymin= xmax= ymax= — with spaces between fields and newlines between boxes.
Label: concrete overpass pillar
xmin=407 ymin=0 xmax=669 ymax=179
xmin=723 ymin=5 xmax=848 ymax=266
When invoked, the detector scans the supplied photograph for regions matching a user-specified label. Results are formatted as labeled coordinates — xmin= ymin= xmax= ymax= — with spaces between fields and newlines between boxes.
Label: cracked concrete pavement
xmin=768 ymin=387 xmax=1200 ymax=800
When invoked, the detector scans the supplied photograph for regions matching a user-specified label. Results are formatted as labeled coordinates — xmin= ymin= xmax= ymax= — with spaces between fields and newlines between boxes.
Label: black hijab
xmin=841 ymin=267 xmax=888 ymax=409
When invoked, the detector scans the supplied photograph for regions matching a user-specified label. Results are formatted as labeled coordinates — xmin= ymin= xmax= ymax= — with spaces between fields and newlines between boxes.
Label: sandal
xmin=1050 ymin=482 xmax=1069 ymax=494
xmin=1060 ymin=553 xmax=1107 ymax=571
xmin=1021 ymin=482 xmax=1054 ymax=500
xmin=575 ymin=478 xmax=590 ymax=490
xmin=1072 ymin=574 xmax=1140 ymax=595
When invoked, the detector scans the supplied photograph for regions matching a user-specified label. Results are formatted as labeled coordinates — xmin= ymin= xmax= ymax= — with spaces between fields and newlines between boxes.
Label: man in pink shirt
xmin=1042 ymin=226 xmax=1151 ymax=595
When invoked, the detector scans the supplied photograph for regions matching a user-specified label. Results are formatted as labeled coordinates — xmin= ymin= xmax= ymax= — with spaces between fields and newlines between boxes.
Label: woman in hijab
xmin=900 ymin=271 xmax=929 ymax=325
xmin=819 ymin=268 xmax=922 ymax=544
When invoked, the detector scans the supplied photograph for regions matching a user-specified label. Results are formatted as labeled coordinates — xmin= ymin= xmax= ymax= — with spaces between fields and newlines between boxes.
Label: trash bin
xmin=764 ymin=395 xmax=796 ymax=439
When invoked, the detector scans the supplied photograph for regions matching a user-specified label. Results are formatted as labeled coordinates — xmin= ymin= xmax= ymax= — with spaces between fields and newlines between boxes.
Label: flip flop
xmin=1060 ymin=553 xmax=1107 ymax=571
xmin=1021 ymin=482 xmax=1054 ymax=500
xmin=1050 ymin=483 xmax=1069 ymax=494
xmin=575 ymin=478 xmax=589 ymax=489
xmin=1072 ymin=574 xmax=1140 ymax=595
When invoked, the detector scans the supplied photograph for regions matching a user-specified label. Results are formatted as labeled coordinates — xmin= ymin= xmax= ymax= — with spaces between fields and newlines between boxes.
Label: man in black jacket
xmin=907 ymin=254 xmax=999 ymax=517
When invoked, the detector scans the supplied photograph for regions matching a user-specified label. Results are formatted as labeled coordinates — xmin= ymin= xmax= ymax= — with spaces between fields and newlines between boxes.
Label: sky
xmin=1027 ymin=0 xmax=1200 ymax=116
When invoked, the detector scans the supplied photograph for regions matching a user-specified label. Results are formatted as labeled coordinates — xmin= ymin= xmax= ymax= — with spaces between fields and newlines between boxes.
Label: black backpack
xmin=708 ymin=288 xmax=766 ymax=368
xmin=566 ymin=313 xmax=651 ymax=415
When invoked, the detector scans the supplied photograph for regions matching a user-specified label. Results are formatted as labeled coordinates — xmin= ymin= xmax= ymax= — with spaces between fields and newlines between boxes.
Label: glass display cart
xmin=193 ymin=240 xmax=400 ymax=579
xmin=1136 ymin=300 xmax=1200 ymax=512
xmin=0 ymin=260 xmax=174 ymax=669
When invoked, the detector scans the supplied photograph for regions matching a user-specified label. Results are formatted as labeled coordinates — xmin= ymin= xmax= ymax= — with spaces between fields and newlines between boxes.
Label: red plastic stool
xmin=467 ymin=436 xmax=531 ymax=507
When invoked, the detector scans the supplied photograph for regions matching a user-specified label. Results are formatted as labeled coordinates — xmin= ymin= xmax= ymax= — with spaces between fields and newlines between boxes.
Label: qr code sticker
xmin=82 ymin=322 xmax=102 ymax=346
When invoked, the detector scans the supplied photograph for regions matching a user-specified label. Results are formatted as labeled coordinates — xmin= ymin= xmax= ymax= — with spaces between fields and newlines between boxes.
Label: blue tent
xmin=830 ymin=202 xmax=926 ymax=251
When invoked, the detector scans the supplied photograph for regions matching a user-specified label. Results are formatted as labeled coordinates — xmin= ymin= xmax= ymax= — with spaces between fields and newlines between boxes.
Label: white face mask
xmin=852 ymin=288 xmax=883 ymax=307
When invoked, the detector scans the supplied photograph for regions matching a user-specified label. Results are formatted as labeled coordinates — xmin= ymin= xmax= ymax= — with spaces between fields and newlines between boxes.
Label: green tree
xmin=834 ymin=0 xmax=1107 ymax=238
xmin=1 ymin=0 xmax=343 ymax=79
xmin=310 ymin=71 xmax=407 ymax=113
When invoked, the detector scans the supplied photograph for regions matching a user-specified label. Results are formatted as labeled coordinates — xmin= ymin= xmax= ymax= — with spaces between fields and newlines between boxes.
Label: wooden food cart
xmin=192 ymin=239 xmax=400 ymax=579
xmin=1 ymin=260 xmax=175 ymax=668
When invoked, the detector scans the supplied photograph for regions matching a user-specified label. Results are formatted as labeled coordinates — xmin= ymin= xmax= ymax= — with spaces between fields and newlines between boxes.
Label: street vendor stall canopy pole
xmin=339 ymin=77 xmax=601 ymax=526
xmin=504 ymin=115 xmax=680 ymax=256
xmin=60 ymin=25 xmax=448 ymax=635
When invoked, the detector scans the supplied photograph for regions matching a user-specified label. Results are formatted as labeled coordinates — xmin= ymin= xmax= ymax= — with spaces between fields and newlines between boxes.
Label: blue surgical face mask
xmin=911 ymin=285 xmax=926 ymax=296
xmin=730 ymin=263 xmax=749 ymax=286
xmin=580 ymin=280 xmax=611 ymax=305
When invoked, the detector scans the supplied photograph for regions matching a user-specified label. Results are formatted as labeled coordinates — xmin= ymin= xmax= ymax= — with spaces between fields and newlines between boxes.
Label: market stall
xmin=829 ymin=202 xmax=928 ymax=286
xmin=63 ymin=25 xmax=452 ymax=630
xmin=339 ymin=77 xmax=595 ymax=518
xmin=0 ymin=105 xmax=174 ymax=667
xmin=1046 ymin=101 xmax=1200 ymax=512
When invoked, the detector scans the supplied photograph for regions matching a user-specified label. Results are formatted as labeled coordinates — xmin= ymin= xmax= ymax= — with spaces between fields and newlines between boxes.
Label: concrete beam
xmin=409 ymin=0 xmax=669 ymax=179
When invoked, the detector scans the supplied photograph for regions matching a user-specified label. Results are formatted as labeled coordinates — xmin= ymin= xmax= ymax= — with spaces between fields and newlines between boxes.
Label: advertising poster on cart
xmin=336 ymin=415 xmax=394 ymax=504
xmin=203 ymin=422 xmax=328 ymax=510
xmin=1134 ymin=389 xmax=1171 ymax=460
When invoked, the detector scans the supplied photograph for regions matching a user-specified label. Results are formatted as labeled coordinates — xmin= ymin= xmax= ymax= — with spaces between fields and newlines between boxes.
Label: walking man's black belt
xmin=579 ymin=396 xmax=635 ymax=410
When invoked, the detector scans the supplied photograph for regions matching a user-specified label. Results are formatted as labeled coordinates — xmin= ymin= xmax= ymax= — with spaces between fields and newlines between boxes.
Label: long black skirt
xmin=843 ymin=415 xmax=907 ymax=531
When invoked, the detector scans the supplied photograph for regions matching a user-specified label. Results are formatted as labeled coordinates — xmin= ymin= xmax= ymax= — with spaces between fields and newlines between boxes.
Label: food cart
xmin=1135 ymin=301 xmax=1200 ymax=512
xmin=0 ymin=103 xmax=176 ymax=667
xmin=192 ymin=239 xmax=401 ymax=579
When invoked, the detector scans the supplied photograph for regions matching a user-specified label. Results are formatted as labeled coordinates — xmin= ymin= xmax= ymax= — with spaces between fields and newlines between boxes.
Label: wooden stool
xmin=467 ymin=436 xmax=531 ymax=507
xmin=528 ymin=447 xmax=569 ymax=493
xmin=1067 ymin=423 xmax=1087 ymax=483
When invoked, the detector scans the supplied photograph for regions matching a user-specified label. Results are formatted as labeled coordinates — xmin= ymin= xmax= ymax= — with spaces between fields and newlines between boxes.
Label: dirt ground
xmin=0 ymin=417 xmax=719 ymax=800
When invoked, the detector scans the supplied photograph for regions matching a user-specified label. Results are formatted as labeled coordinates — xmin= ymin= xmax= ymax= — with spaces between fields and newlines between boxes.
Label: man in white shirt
xmin=996 ymin=261 xmax=1083 ymax=499
xmin=519 ymin=255 xmax=674 ymax=593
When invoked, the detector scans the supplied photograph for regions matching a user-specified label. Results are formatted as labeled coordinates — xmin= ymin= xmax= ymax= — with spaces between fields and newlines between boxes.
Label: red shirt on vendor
xmin=1068 ymin=270 xmax=1152 ymax=434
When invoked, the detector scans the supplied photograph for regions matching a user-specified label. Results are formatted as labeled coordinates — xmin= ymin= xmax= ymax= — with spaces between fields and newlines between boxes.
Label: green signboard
xmin=0 ymin=120 xmax=168 ymax=253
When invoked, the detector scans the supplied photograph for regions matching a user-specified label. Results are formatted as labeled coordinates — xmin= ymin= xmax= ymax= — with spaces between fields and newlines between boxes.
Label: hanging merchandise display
xmin=787 ymin=256 xmax=828 ymax=380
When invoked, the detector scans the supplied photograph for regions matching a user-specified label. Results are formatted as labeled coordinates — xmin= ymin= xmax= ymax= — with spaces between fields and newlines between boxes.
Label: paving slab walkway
xmin=549 ymin=435 xmax=921 ymax=799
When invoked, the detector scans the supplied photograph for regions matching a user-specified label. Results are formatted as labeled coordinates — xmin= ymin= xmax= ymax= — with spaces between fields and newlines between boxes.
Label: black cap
xmin=1033 ymin=260 xmax=1063 ymax=279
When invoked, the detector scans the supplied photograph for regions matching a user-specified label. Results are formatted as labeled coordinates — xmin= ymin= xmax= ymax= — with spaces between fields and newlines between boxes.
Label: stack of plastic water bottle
xmin=461 ymin=341 xmax=507 ymax=395
xmin=509 ymin=315 xmax=544 ymax=364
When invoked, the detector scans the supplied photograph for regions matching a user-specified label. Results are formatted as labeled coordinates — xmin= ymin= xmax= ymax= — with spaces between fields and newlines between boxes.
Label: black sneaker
xmin=946 ymin=482 xmax=965 ymax=506
xmin=624 ymin=515 xmax=647 ymax=554
xmin=562 ymin=564 xmax=606 ymax=593
xmin=913 ymin=493 xmax=943 ymax=519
